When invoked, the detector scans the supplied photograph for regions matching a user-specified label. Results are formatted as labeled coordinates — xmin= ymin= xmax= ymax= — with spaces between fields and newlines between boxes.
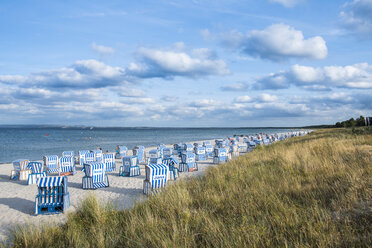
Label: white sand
xmin=0 ymin=140 xmax=218 ymax=241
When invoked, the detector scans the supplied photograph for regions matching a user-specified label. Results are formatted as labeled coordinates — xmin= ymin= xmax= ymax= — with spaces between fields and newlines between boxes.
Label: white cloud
xmin=259 ymin=93 xmax=278 ymax=102
xmin=234 ymin=95 xmax=253 ymax=103
xmin=340 ymin=0 xmax=372 ymax=37
xmin=224 ymin=24 xmax=327 ymax=61
xmin=91 ymin=43 xmax=115 ymax=55
xmin=118 ymin=88 xmax=146 ymax=97
xmin=268 ymin=0 xmax=303 ymax=7
xmin=127 ymin=47 xmax=229 ymax=78
xmin=254 ymin=63 xmax=372 ymax=90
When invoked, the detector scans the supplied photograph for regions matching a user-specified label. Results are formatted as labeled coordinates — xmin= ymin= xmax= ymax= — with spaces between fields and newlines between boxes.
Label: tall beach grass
xmin=7 ymin=128 xmax=372 ymax=247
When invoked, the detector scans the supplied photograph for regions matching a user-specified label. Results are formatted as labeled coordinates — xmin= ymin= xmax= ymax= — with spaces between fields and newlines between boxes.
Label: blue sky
xmin=0 ymin=0 xmax=371 ymax=127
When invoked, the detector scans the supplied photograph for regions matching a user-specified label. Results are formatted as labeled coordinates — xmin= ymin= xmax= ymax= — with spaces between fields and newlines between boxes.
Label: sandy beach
xmin=0 ymin=140 xmax=216 ymax=240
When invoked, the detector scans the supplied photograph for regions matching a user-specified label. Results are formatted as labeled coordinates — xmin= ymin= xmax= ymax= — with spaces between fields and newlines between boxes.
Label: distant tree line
xmin=303 ymin=115 xmax=370 ymax=129
xmin=335 ymin=116 xmax=370 ymax=128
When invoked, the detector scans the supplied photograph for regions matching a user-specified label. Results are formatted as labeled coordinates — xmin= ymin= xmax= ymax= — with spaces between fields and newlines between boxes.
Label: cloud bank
xmin=223 ymin=24 xmax=327 ymax=61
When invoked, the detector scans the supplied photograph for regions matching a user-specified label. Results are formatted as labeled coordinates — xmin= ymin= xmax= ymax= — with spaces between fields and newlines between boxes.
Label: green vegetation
xmin=7 ymin=128 xmax=372 ymax=247
xmin=304 ymin=115 xmax=370 ymax=129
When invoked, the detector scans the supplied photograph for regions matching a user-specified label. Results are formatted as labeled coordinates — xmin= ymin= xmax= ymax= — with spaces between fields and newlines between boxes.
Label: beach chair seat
xmin=10 ymin=159 xmax=30 ymax=180
xmin=180 ymin=153 xmax=198 ymax=172
xmin=82 ymin=163 xmax=109 ymax=189
xmin=143 ymin=163 xmax=168 ymax=195
xmin=133 ymin=146 xmax=145 ymax=163
xmin=27 ymin=162 xmax=47 ymax=185
xmin=195 ymin=146 xmax=206 ymax=161
xmin=59 ymin=156 xmax=76 ymax=176
xmin=103 ymin=153 xmax=116 ymax=172
xmin=119 ymin=156 xmax=140 ymax=177
xmin=35 ymin=176 xmax=70 ymax=215
xmin=43 ymin=155 xmax=59 ymax=174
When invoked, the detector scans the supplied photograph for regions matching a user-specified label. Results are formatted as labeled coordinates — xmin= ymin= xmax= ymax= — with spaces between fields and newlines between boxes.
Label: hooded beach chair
xmin=59 ymin=156 xmax=76 ymax=176
xmin=43 ymin=155 xmax=59 ymax=174
xmin=213 ymin=148 xmax=228 ymax=164
xmin=27 ymin=162 xmax=47 ymax=185
xmin=179 ymin=152 xmax=198 ymax=172
xmin=148 ymin=149 xmax=162 ymax=164
xmin=162 ymin=147 xmax=173 ymax=159
xmin=119 ymin=156 xmax=140 ymax=177
xmin=143 ymin=163 xmax=168 ymax=195
xmin=79 ymin=150 xmax=90 ymax=165
xmin=133 ymin=146 xmax=145 ymax=163
xmin=103 ymin=153 xmax=116 ymax=172
xmin=35 ymin=176 xmax=70 ymax=215
xmin=10 ymin=159 xmax=30 ymax=180
xmin=93 ymin=150 xmax=103 ymax=162
xmin=194 ymin=146 xmax=206 ymax=161
xmin=116 ymin=145 xmax=127 ymax=159
xmin=184 ymin=143 xmax=194 ymax=153
xmin=82 ymin=162 xmax=109 ymax=189
xmin=162 ymin=157 xmax=179 ymax=180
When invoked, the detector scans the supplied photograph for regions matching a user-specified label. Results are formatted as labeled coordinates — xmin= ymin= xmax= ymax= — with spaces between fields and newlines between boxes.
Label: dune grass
xmin=7 ymin=128 xmax=372 ymax=247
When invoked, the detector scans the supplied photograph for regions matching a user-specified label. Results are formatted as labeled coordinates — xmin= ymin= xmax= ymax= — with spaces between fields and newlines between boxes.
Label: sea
xmin=0 ymin=126 xmax=302 ymax=163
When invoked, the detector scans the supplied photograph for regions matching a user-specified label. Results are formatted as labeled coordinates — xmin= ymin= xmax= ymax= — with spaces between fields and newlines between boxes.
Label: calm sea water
xmin=0 ymin=126 xmax=301 ymax=163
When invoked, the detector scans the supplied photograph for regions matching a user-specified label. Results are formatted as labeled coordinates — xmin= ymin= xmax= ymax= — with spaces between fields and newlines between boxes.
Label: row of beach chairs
xmin=12 ymin=130 xmax=311 ymax=214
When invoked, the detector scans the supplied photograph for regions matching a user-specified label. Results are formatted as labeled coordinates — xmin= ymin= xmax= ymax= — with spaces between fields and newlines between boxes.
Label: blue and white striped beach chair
xmin=143 ymin=163 xmax=168 ymax=195
xmin=59 ymin=156 xmax=76 ymax=176
xmin=82 ymin=162 xmax=109 ymax=189
xmin=93 ymin=150 xmax=103 ymax=162
xmin=162 ymin=147 xmax=173 ymax=159
xmin=148 ymin=149 xmax=162 ymax=164
xmin=162 ymin=157 xmax=179 ymax=180
xmin=194 ymin=146 xmax=206 ymax=161
xmin=204 ymin=144 xmax=214 ymax=158
xmin=10 ymin=159 xmax=30 ymax=180
xmin=43 ymin=155 xmax=59 ymax=174
xmin=79 ymin=150 xmax=89 ymax=165
xmin=35 ymin=176 xmax=70 ymax=215
xmin=27 ymin=162 xmax=47 ymax=185
xmin=116 ymin=145 xmax=127 ymax=159
xmin=133 ymin=146 xmax=145 ymax=163
xmin=184 ymin=143 xmax=194 ymax=153
xmin=179 ymin=152 xmax=198 ymax=172
xmin=213 ymin=148 xmax=228 ymax=164
xmin=103 ymin=153 xmax=116 ymax=172
xmin=119 ymin=156 xmax=140 ymax=177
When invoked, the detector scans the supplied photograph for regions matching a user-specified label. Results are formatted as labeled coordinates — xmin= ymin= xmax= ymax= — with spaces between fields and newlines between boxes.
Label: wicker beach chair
xmin=143 ymin=163 xmax=168 ymax=195
xmin=59 ymin=156 xmax=76 ymax=176
xmin=62 ymin=151 xmax=75 ymax=157
xmin=133 ymin=146 xmax=145 ymax=163
xmin=194 ymin=146 xmax=206 ymax=161
xmin=119 ymin=156 xmax=140 ymax=177
xmin=10 ymin=159 xmax=30 ymax=180
xmin=162 ymin=157 xmax=179 ymax=180
xmin=82 ymin=162 xmax=109 ymax=189
xmin=43 ymin=155 xmax=59 ymax=174
xmin=35 ymin=176 xmax=70 ymax=215
xmin=79 ymin=150 xmax=90 ymax=165
xmin=179 ymin=152 xmax=198 ymax=172
xmin=103 ymin=153 xmax=116 ymax=172
xmin=27 ymin=162 xmax=47 ymax=185
xmin=213 ymin=148 xmax=228 ymax=164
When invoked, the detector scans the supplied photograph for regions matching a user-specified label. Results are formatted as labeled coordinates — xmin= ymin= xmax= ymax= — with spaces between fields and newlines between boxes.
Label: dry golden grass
xmin=6 ymin=127 xmax=372 ymax=247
